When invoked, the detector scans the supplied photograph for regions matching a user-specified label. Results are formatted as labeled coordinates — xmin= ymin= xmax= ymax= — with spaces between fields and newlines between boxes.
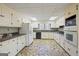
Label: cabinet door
xmin=48 ymin=32 xmax=53 ymax=39
xmin=64 ymin=42 xmax=78 ymax=56
xmin=0 ymin=4 xmax=1 ymax=15
xmin=20 ymin=35 xmax=26 ymax=46
xmin=29 ymin=34 xmax=33 ymax=44
xmin=59 ymin=35 xmax=64 ymax=48
xmin=51 ymin=21 xmax=56 ymax=28
xmin=10 ymin=9 xmax=22 ymax=27
xmin=17 ymin=16 xmax=22 ymax=27
xmin=68 ymin=4 xmax=77 ymax=17
xmin=17 ymin=36 xmax=25 ymax=44
xmin=1 ymin=5 xmax=11 ymax=26
xmin=17 ymin=35 xmax=26 ymax=52
xmin=42 ymin=32 xmax=48 ymax=39
xmin=0 ymin=40 xmax=9 ymax=54
xmin=10 ymin=10 xmax=17 ymax=27
xmin=14 ymin=13 xmax=22 ymax=27
xmin=17 ymin=36 xmax=22 ymax=44
xmin=32 ymin=22 xmax=39 ymax=28
xmin=8 ymin=38 xmax=18 ymax=56
xmin=65 ymin=4 xmax=77 ymax=18
xmin=33 ymin=32 xmax=36 ymax=39
xmin=0 ymin=5 xmax=11 ymax=27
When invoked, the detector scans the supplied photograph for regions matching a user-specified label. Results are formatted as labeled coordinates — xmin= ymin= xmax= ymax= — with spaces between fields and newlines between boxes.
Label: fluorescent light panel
xmin=49 ymin=17 xmax=57 ymax=20
xmin=31 ymin=17 xmax=37 ymax=21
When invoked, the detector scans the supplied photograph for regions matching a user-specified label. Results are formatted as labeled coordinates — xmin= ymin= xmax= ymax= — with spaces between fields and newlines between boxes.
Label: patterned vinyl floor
xmin=17 ymin=39 xmax=69 ymax=56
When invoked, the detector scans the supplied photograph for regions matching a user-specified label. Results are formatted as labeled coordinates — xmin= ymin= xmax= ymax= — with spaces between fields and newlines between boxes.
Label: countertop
xmin=0 ymin=34 xmax=25 ymax=42
xmin=33 ymin=29 xmax=58 ymax=32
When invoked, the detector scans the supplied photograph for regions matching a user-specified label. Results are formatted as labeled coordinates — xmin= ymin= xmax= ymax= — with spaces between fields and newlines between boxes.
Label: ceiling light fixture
xmin=49 ymin=17 xmax=57 ymax=21
xmin=31 ymin=17 xmax=37 ymax=21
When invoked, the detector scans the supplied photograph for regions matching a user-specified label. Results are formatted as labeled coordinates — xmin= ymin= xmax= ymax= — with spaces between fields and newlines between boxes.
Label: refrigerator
xmin=19 ymin=23 xmax=33 ymax=46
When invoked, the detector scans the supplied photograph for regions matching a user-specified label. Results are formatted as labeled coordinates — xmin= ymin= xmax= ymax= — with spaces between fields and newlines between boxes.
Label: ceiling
xmin=5 ymin=3 xmax=70 ymax=22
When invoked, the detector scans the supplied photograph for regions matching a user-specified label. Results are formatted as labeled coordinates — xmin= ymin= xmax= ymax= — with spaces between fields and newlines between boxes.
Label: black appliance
xmin=36 ymin=32 xmax=41 ymax=39
xmin=65 ymin=15 xmax=76 ymax=26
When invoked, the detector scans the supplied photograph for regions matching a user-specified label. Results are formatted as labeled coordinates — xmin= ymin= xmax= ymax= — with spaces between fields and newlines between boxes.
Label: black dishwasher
xmin=36 ymin=32 xmax=41 ymax=39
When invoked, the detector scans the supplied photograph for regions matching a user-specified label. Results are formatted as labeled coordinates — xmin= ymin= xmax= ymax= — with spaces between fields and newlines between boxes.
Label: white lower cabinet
xmin=17 ymin=35 xmax=26 ymax=52
xmin=28 ymin=34 xmax=33 ymax=46
xmin=0 ymin=40 xmax=9 ymax=55
xmin=25 ymin=34 xmax=33 ymax=46
xmin=0 ymin=35 xmax=26 ymax=56
xmin=53 ymin=32 xmax=78 ymax=56
xmin=42 ymin=32 xmax=48 ymax=39
xmin=8 ymin=38 xmax=17 ymax=56
xmin=20 ymin=35 xmax=26 ymax=46
xmin=48 ymin=33 xmax=53 ymax=39
xmin=17 ymin=44 xmax=23 ymax=53
xmin=59 ymin=34 xmax=65 ymax=48
xmin=64 ymin=42 xmax=78 ymax=56
xmin=54 ymin=32 xmax=59 ymax=43
xmin=42 ymin=32 xmax=53 ymax=39
xmin=33 ymin=32 xmax=36 ymax=39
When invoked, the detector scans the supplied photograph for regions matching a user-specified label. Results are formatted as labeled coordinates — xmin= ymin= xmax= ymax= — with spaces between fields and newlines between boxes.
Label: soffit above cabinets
xmin=5 ymin=3 xmax=70 ymax=22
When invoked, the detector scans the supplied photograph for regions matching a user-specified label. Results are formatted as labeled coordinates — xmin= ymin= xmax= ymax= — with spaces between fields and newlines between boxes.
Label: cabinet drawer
xmin=0 ymin=44 xmax=9 ymax=53
xmin=1 ymin=40 xmax=9 ymax=46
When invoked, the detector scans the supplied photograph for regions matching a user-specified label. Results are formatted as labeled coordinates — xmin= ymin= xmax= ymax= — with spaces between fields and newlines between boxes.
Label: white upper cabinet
xmin=51 ymin=16 xmax=65 ymax=28
xmin=0 ymin=4 xmax=11 ymax=27
xmin=10 ymin=9 xmax=22 ymax=27
xmin=65 ymin=4 xmax=77 ymax=19
xmin=57 ymin=17 xmax=65 ymax=26
xmin=45 ymin=23 xmax=51 ymax=30
xmin=51 ymin=21 xmax=56 ymax=28
xmin=0 ymin=4 xmax=22 ymax=27
xmin=0 ymin=4 xmax=2 ymax=17
xmin=59 ymin=17 xmax=65 ymax=26
xmin=32 ymin=22 xmax=39 ymax=29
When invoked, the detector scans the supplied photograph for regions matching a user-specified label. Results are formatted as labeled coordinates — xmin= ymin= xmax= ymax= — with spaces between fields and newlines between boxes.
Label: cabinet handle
xmin=22 ymin=43 xmax=23 ymax=44
xmin=76 ymin=50 xmax=78 ymax=54
xmin=13 ymin=40 xmax=15 ymax=42
xmin=0 ymin=44 xmax=2 ymax=46
xmin=11 ymin=22 xmax=13 ymax=24
xmin=0 ymin=15 xmax=5 ymax=17
xmin=68 ymin=48 xmax=70 ymax=51
xmin=17 ymin=50 xmax=18 ymax=51
xmin=17 ymin=20 xmax=19 ymax=22
xmin=11 ymin=13 xmax=13 ymax=16
xmin=68 ymin=12 xmax=71 ymax=15
xmin=8 ymin=52 xmax=10 ymax=54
